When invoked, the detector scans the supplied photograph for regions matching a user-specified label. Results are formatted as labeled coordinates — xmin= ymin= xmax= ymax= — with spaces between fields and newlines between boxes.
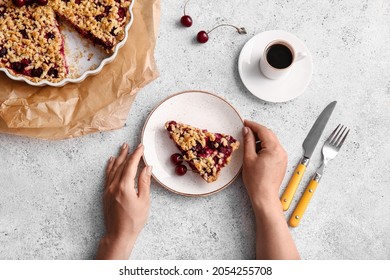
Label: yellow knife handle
xmin=289 ymin=174 xmax=320 ymax=227
xmin=281 ymin=158 xmax=309 ymax=211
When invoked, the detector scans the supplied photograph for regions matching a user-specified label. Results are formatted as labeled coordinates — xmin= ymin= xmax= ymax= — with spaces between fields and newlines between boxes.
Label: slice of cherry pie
xmin=165 ymin=121 xmax=240 ymax=183
xmin=0 ymin=2 xmax=68 ymax=83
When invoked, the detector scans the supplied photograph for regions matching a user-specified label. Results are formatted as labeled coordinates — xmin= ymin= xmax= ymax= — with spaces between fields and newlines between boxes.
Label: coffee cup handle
xmin=295 ymin=51 xmax=307 ymax=62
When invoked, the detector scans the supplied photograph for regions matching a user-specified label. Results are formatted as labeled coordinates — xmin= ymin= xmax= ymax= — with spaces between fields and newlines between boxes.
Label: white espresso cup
xmin=259 ymin=40 xmax=307 ymax=80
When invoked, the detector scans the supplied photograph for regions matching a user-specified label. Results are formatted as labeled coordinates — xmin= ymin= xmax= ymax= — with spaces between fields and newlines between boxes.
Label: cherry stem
xmin=184 ymin=0 xmax=191 ymax=15
xmin=207 ymin=24 xmax=242 ymax=34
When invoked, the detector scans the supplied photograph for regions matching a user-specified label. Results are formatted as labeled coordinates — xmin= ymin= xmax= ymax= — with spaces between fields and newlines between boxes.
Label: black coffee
xmin=266 ymin=44 xmax=293 ymax=69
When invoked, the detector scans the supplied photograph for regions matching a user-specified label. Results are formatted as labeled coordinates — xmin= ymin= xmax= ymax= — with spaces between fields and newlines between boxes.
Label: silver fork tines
xmin=328 ymin=124 xmax=350 ymax=150
xmin=316 ymin=124 xmax=350 ymax=177
xmin=327 ymin=124 xmax=340 ymax=143
xmin=338 ymin=128 xmax=350 ymax=148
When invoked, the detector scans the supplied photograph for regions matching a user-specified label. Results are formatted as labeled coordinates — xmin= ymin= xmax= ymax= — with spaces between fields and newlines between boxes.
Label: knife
xmin=280 ymin=101 xmax=337 ymax=211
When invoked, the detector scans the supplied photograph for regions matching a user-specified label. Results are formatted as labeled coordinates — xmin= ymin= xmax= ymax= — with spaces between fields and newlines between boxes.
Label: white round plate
xmin=141 ymin=90 xmax=244 ymax=197
xmin=238 ymin=30 xmax=313 ymax=103
xmin=0 ymin=1 xmax=134 ymax=87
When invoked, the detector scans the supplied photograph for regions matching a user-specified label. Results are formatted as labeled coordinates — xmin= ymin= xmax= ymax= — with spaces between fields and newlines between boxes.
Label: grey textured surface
xmin=1 ymin=0 xmax=390 ymax=260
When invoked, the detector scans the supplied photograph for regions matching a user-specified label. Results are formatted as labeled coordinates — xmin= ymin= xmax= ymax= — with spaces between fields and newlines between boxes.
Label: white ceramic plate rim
xmin=238 ymin=30 xmax=313 ymax=103
xmin=141 ymin=90 xmax=244 ymax=197
xmin=0 ymin=0 xmax=135 ymax=87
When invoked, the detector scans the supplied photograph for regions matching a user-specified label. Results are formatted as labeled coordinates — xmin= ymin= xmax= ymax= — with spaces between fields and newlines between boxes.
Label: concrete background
xmin=0 ymin=0 xmax=389 ymax=259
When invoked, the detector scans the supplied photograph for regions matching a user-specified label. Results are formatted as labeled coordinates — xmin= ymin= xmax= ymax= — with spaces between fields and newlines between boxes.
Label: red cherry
xmin=12 ymin=0 xmax=26 ymax=7
xmin=31 ymin=67 xmax=43 ymax=78
xmin=118 ymin=7 xmax=126 ymax=20
xmin=197 ymin=31 xmax=209 ymax=43
xmin=11 ymin=62 xmax=23 ymax=73
xmin=181 ymin=0 xmax=193 ymax=27
xmin=36 ymin=0 xmax=48 ymax=5
xmin=21 ymin=58 xmax=30 ymax=67
xmin=170 ymin=153 xmax=183 ymax=165
xmin=197 ymin=24 xmax=247 ymax=44
xmin=175 ymin=165 xmax=187 ymax=176
xmin=0 ymin=48 xmax=7 ymax=58
xmin=180 ymin=15 xmax=192 ymax=27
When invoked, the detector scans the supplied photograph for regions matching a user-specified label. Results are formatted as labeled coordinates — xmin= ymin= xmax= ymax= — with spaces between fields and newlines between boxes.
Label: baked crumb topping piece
xmin=165 ymin=121 xmax=240 ymax=183
xmin=51 ymin=0 xmax=133 ymax=52
xmin=0 ymin=1 xmax=68 ymax=83
xmin=0 ymin=0 xmax=132 ymax=83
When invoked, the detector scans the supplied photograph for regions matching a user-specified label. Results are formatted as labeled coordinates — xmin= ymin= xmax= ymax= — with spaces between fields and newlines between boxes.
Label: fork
xmin=289 ymin=124 xmax=350 ymax=227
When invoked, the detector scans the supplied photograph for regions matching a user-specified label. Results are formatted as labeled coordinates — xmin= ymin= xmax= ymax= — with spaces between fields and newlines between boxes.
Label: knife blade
xmin=280 ymin=101 xmax=337 ymax=211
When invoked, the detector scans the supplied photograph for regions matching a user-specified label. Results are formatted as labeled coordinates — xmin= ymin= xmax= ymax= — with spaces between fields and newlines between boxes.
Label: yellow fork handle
xmin=289 ymin=175 xmax=320 ymax=227
xmin=281 ymin=159 xmax=308 ymax=211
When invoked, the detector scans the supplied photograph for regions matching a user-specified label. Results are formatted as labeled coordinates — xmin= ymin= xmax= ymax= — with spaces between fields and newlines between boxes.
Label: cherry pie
xmin=0 ymin=0 xmax=132 ymax=83
xmin=165 ymin=121 xmax=240 ymax=183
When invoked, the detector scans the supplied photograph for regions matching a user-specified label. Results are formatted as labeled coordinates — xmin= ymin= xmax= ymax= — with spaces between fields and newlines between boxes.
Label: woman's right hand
xmin=242 ymin=120 xmax=288 ymax=210
xmin=242 ymin=120 xmax=300 ymax=260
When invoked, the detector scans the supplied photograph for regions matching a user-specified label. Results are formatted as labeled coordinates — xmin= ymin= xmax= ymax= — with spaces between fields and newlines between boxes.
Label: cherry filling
xmin=0 ymin=48 xmax=7 ymax=58
xmin=11 ymin=62 xmax=23 ymax=73
xmin=31 ymin=67 xmax=43 ymax=77
xmin=46 ymin=32 xmax=55 ymax=39
xmin=118 ymin=7 xmax=126 ymax=20
xmin=95 ymin=14 xmax=104 ymax=22
xmin=187 ymin=135 xmax=235 ymax=175
xmin=88 ymin=32 xmax=114 ymax=49
xmin=47 ymin=67 xmax=59 ymax=78
xmin=166 ymin=121 xmax=177 ymax=132
xmin=36 ymin=0 xmax=48 ymax=6
xmin=0 ymin=5 xmax=6 ymax=17
xmin=12 ymin=0 xmax=48 ymax=7
xmin=69 ymin=22 xmax=114 ymax=49
xmin=20 ymin=58 xmax=30 ymax=67
xmin=20 ymin=29 xmax=28 ymax=39
xmin=9 ymin=59 xmax=46 ymax=78
xmin=191 ymin=136 xmax=233 ymax=163
xmin=110 ymin=27 xmax=117 ymax=36
xmin=12 ymin=0 xmax=26 ymax=8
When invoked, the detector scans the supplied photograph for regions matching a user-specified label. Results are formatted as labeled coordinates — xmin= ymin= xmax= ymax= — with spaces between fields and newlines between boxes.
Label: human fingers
xmin=108 ymin=143 xmax=129 ymax=183
xmin=242 ymin=126 xmax=256 ymax=158
xmin=105 ymin=156 xmax=116 ymax=187
xmin=119 ymin=144 xmax=145 ymax=190
xmin=137 ymin=165 xmax=152 ymax=199
xmin=107 ymin=161 xmax=126 ymax=191
xmin=244 ymin=120 xmax=279 ymax=148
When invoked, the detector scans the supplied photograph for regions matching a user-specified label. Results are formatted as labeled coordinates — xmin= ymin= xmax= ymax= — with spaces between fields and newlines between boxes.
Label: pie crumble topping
xmin=165 ymin=121 xmax=240 ymax=183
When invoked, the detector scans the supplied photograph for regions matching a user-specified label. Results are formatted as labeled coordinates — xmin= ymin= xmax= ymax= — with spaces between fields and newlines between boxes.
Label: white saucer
xmin=238 ymin=30 xmax=313 ymax=103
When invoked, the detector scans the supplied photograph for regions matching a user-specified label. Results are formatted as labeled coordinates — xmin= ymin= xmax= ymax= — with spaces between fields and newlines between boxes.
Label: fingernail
xmin=146 ymin=165 xmax=153 ymax=175
xmin=242 ymin=127 xmax=249 ymax=135
xmin=122 ymin=143 xmax=128 ymax=149
xmin=109 ymin=156 xmax=114 ymax=162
